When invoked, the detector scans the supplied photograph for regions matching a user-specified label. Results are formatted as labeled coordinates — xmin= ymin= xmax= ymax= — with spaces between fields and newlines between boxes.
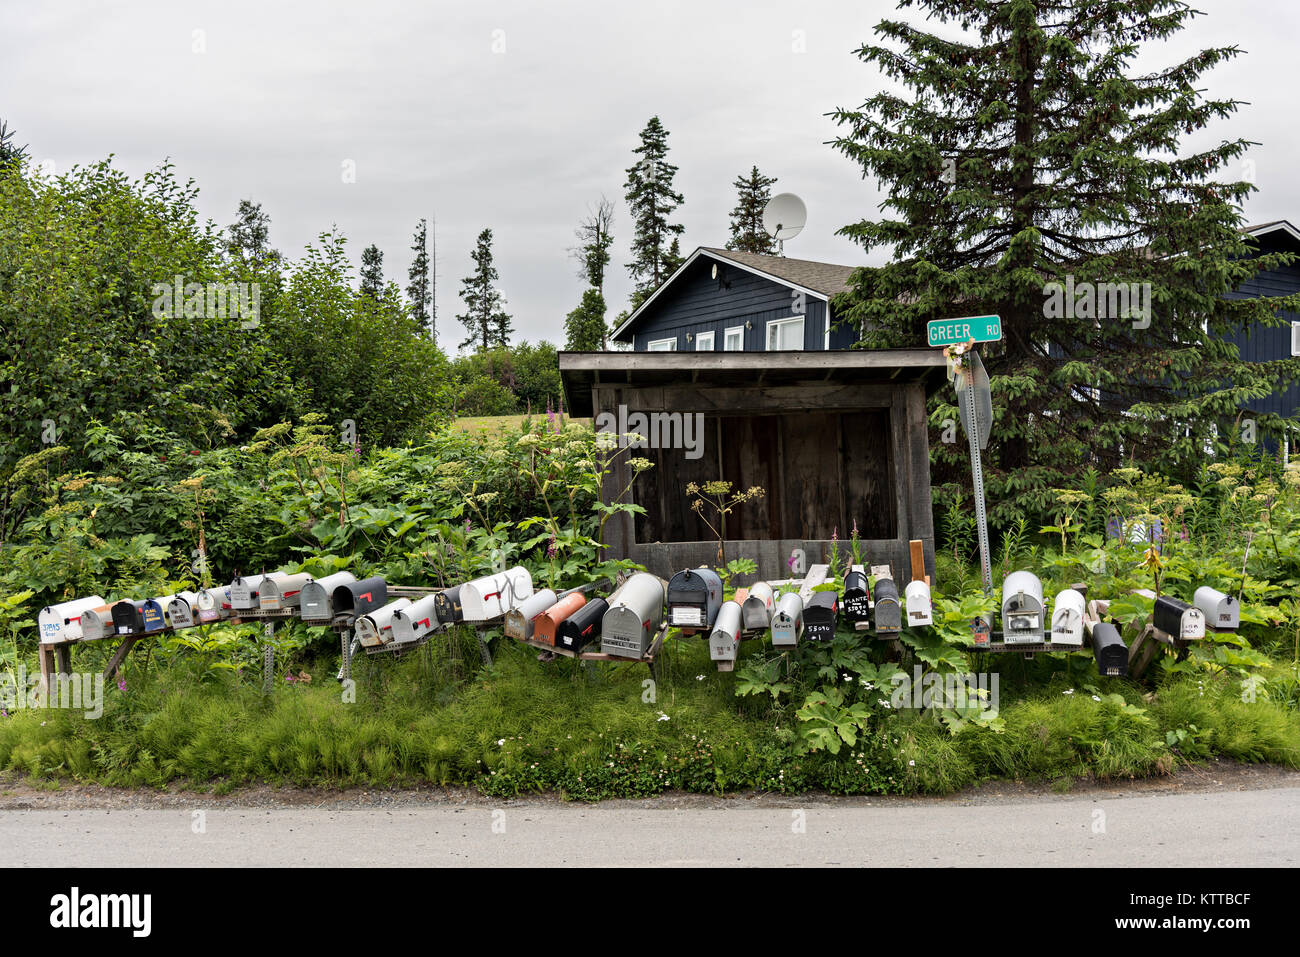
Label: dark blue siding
xmin=1223 ymin=231 xmax=1300 ymax=419
xmin=630 ymin=255 xmax=846 ymax=351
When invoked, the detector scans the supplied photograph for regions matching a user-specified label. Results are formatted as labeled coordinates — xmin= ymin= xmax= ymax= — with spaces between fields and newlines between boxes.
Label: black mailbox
xmin=433 ymin=585 xmax=464 ymax=623
xmin=843 ymin=567 xmax=871 ymax=628
xmin=1092 ymin=622 xmax=1128 ymax=677
xmin=558 ymin=597 xmax=609 ymax=652
xmin=667 ymin=567 xmax=723 ymax=629
xmin=331 ymin=576 xmax=388 ymax=620
xmin=111 ymin=600 xmax=148 ymax=636
xmin=804 ymin=590 xmax=839 ymax=642
xmin=1152 ymin=596 xmax=1205 ymax=640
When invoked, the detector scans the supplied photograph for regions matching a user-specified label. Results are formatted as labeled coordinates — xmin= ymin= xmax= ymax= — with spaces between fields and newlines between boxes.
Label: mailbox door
xmin=197 ymin=588 xmax=231 ymax=623
xmin=708 ymin=602 xmax=742 ymax=661
xmin=111 ymin=600 xmax=147 ymax=635
xmin=667 ymin=568 xmax=722 ymax=628
xmin=141 ymin=598 xmax=171 ymax=633
xmin=873 ymin=580 xmax=901 ymax=633
xmin=804 ymin=591 xmax=838 ymax=642
xmin=433 ymin=585 xmax=464 ymax=623
xmin=168 ymin=593 xmax=199 ymax=630
xmin=601 ymin=605 xmax=650 ymax=659
xmin=904 ymin=581 xmax=933 ymax=627
xmin=229 ymin=575 xmax=266 ymax=609
xmin=1091 ymin=623 xmax=1128 ymax=676
xmin=771 ymin=593 xmax=805 ymax=646
xmin=843 ymin=569 xmax=871 ymax=625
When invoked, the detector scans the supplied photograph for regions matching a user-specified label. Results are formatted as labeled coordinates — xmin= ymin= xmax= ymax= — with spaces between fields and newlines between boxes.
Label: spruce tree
xmin=359 ymin=244 xmax=384 ymax=298
xmin=726 ymin=166 xmax=778 ymax=254
xmin=624 ymin=116 xmax=686 ymax=304
xmin=830 ymin=0 xmax=1300 ymax=527
xmin=0 ymin=119 xmax=26 ymax=170
xmin=565 ymin=288 xmax=608 ymax=351
xmin=457 ymin=228 xmax=512 ymax=352
xmin=226 ymin=199 xmax=281 ymax=272
xmin=408 ymin=218 xmax=433 ymax=339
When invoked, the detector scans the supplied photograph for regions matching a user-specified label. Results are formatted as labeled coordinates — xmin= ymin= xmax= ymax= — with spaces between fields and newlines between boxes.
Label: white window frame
xmin=1291 ymin=320 xmax=1300 ymax=357
xmin=695 ymin=330 xmax=715 ymax=351
xmin=724 ymin=326 xmax=744 ymax=351
xmin=765 ymin=316 xmax=805 ymax=351
xmin=646 ymin=336 xmax=678 ymax=352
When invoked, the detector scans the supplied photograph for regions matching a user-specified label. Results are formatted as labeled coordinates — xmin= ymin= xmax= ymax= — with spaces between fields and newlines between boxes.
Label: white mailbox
xmin=1194 ymin=586 xmax=1240 ymax=631
xmin=1049 ymin=588 xmax=1086 ymax=646
xmin=904 ymin=580 xmax=933 ymax=627
xmin=355 ymin=598 xmax=413 ymax=647
xmin=460 ymin=566 xmax=534 ymax=622
xmin=166 ymin=591 xmax=201 ymax=630
xmin=299 ymin=572 xmax=358 ymax=621
xmin=39 ymin=597 xmax=106 ymax=645
xmin=740 ymin=580 xmax=775 ymax=631
xmin=1001 ymin=571 xmax=1045 ymax=643
xmin=771 ymin=592 xmax=804 ymax=647
xmin=709 ymin=600 xmax=743 ymax=665
xmin=390 ymin=593 xmax=443 ymax=645
xmin=504 ymin=589 xmax=559 ymax=642
xmin=195 ymin=587 xmax=231 ymax=624
xmin=259 ymin=572 xmax=312 ymax=610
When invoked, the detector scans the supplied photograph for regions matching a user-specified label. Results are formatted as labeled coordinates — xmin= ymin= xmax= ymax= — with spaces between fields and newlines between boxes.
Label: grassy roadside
xmin=2 ymin=635 xmax=1297 ymax=800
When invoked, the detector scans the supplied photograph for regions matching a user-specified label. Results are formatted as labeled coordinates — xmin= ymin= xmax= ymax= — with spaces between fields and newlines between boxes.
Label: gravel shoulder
xmin=2 ymin=758 xmax=1296 ymax=811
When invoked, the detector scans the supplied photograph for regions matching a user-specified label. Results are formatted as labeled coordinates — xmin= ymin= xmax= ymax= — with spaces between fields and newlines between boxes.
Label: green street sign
xmin=927 ymin=315 xmax=1002 ymax=348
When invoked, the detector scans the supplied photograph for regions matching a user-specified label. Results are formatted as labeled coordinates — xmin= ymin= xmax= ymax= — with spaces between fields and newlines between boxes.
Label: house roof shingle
xmin=700 ymin=247 xmax=858 ymax=298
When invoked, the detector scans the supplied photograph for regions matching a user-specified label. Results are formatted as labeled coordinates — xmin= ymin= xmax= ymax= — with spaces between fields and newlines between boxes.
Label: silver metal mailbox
xmin=709 ymin=600 xmax=743 ymax=664
xmin=390 ymin=593 xmax=443 ymax=645
xmin=504 ymin=589 xmax=559 ymax=642
xmin=667 ymin=567 xmax=723 ymax=629
xmin=1001 ymin=571 xmax=1044 ymax=643
xmin=79 ymin=605 xmax=116 ymax=642
xmin=259 ymin=572 xmax=312 ymax=610
xmin=355 ymin=598 xmax=413 ymax=647
xmin=874 ymin=578 xmax=902 ymax=634
xmin=1153 ymin=596 xmax=1205 ymax=640
xmin=904 ymin=580 xmax=933 ymax=627
xmin=166 ymin=591 xmax=201 ymax=630
xmin=741 ymin=580 xmax=775 ymax=631
xmin=1049 ymin=588 xmax=1085 ymax=646
xmin=1194 ymin=586 xmax=1240 ymax=631
xmin=601 ymin=573 xmax=666 ymax=659
xmin=39 ymin=596 xmax=106 ymax=645
xmin=299 ymin=572 xmax=357 ymax=621
xmin=771 ymin=591 xmax=804 ymax=647
xmin=460 ymin=566 xmax=534 ymax=622
xmin=229 ymin=572 xmax=289 ymax=610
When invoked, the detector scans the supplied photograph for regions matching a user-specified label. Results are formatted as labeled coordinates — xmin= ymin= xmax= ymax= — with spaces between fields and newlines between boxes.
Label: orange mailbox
xmin=532 ymin=593 xmax=587 ymax=647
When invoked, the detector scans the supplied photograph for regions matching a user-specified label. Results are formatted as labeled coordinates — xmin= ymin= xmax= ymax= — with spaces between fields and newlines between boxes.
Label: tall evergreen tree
xmin=564 ymin=288 xmax=608 ymax=351
xmin=0 ymin=119 xmax=28 ymax=171
xmin=726 ymin=166 xmax=778 ymax=254
xmin=457 ymin=228 xmax=512 ymax=352
xmin=408 ymin=218 xmax=433 ymax=339
xmin=830 ymin=0 xmax=1300 ymax=527
xmin=624 ymin=116 xmax=686 ymax=305
xmin=359 ymin=244 xmax=384 ymax=298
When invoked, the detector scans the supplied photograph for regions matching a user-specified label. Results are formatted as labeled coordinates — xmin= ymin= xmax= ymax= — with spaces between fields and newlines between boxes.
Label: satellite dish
xmin=762 ymin=193 xmax=807 ymax=243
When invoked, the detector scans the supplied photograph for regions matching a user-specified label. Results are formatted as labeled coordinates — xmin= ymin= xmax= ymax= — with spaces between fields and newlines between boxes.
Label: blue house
xmin=609 ymin=246 xmax=859 ymax=351
xmin=1226 ymin=221 xmax=1300 ymax=426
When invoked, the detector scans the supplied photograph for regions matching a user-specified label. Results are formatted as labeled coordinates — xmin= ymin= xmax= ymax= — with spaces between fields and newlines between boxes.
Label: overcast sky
xmin=4 ymin=0 xmax=1298 ymax=348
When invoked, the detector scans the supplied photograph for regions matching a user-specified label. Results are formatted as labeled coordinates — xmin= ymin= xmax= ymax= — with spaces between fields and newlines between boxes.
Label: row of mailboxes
xmin=668 ymin=567 xmax=723 ymax=629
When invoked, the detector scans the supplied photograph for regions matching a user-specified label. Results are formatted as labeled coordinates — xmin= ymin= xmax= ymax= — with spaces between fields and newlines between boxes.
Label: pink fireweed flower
xmin=117 ymin=676 xmax=126 ymax=693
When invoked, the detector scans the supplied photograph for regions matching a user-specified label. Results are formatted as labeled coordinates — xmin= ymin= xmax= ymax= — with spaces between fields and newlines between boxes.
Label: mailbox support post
xmin=338 ymin=628 xmax=353 ymax=683
xmin=961 ymin=373 xmax=993 ymax=599
xmin=262 ymin=622 xmax=275 ymax=694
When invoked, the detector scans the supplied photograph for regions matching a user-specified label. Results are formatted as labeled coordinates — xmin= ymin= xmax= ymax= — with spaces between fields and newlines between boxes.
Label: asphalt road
xmin=5 ymin=783 xmax=1297 ymax=866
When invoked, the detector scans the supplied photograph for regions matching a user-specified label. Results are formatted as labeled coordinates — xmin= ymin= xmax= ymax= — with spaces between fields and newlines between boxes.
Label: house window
xmin=647 ymin=337 xmax=678 ymax=351
xmin=724 ymin=326 xmax=744 ymax=351
xmin=766 ymin=316 xmax=805 ymax=351
xmin=1292 ymin=321 xmax=1300 ymax=357
xmin=695 ymin=331 xmax=715 ymax=351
